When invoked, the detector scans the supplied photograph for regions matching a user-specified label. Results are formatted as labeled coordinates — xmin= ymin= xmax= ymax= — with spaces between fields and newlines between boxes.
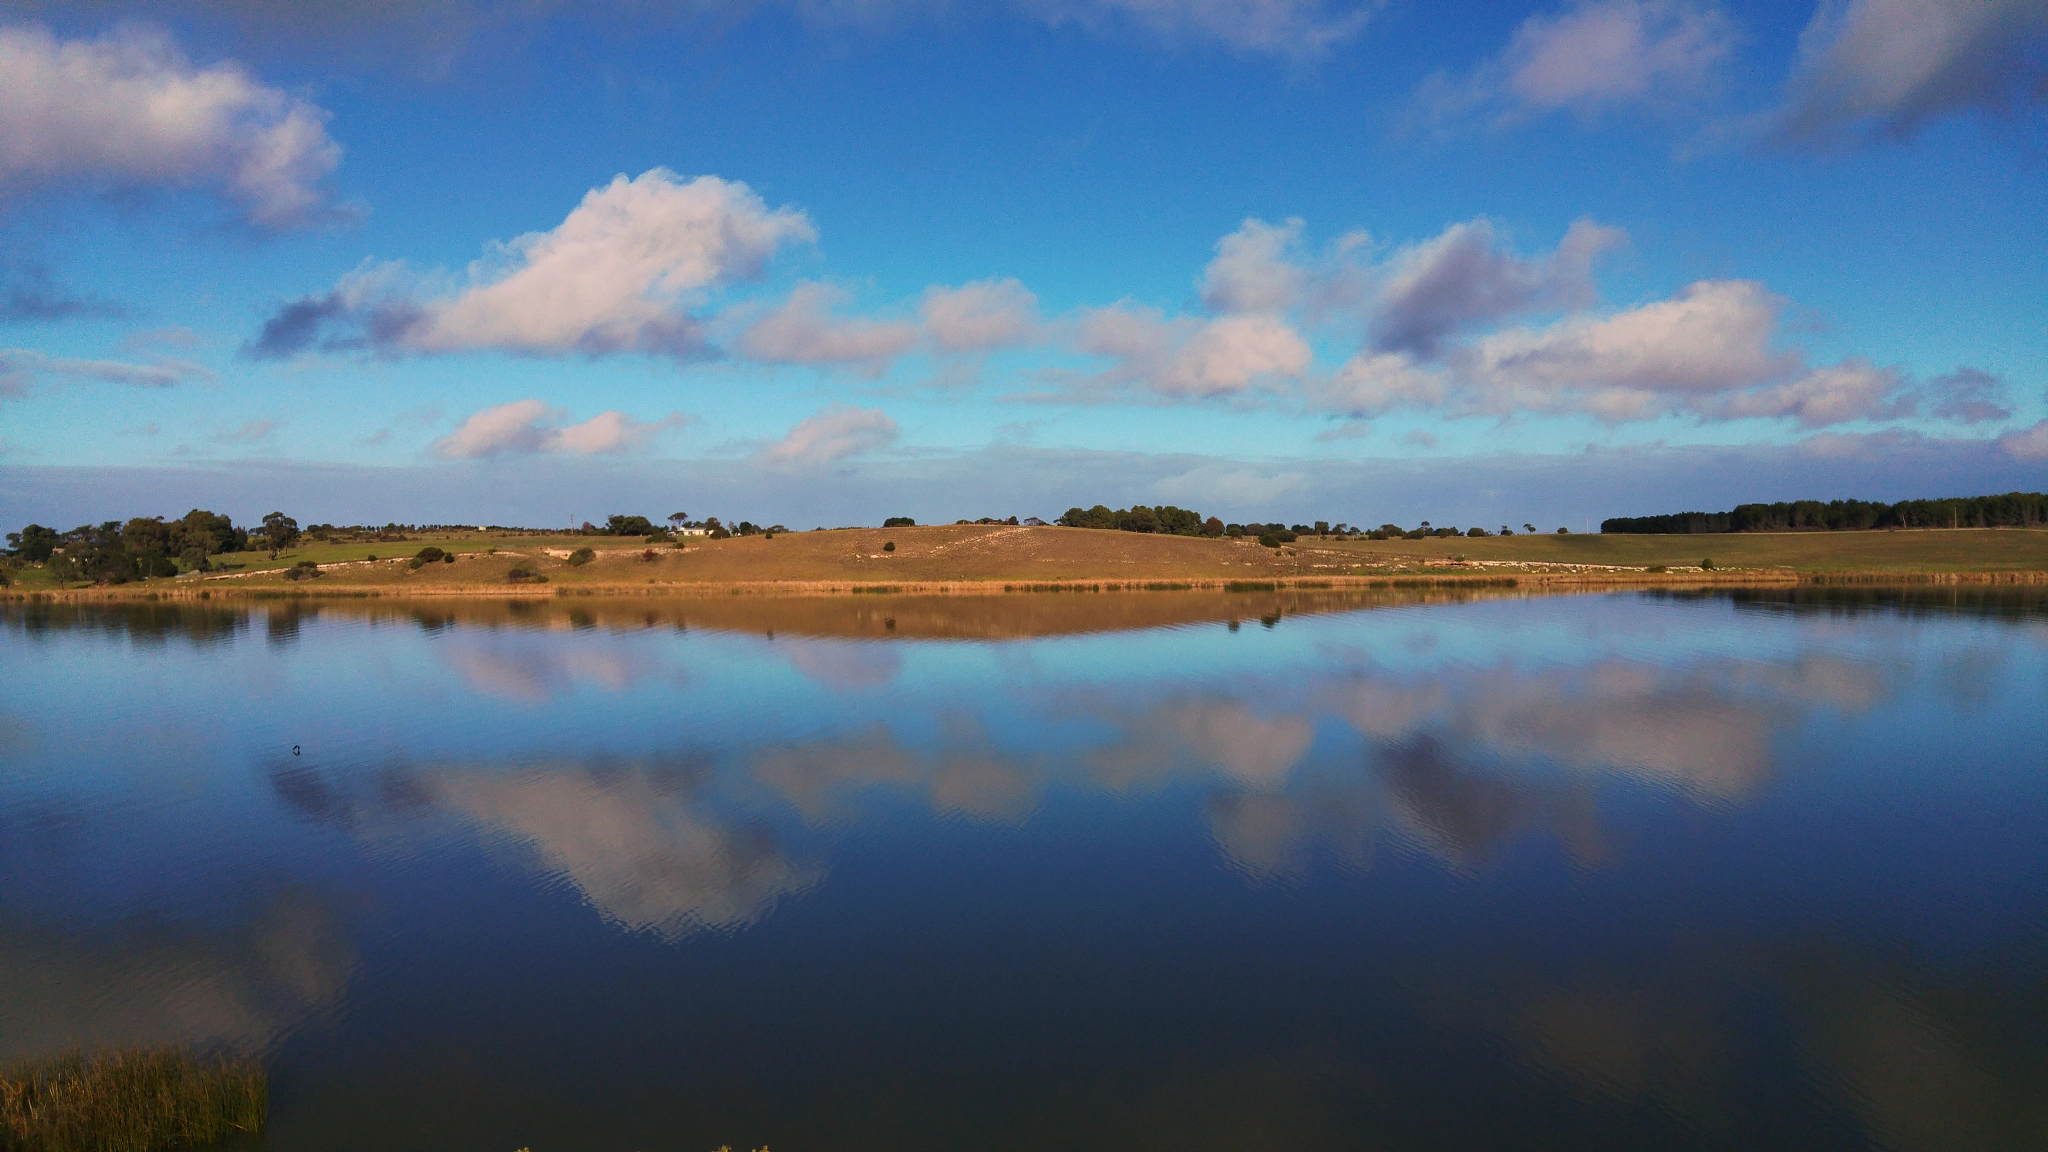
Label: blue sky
xmin=2 ymin=0 xmax=2044 ymax=529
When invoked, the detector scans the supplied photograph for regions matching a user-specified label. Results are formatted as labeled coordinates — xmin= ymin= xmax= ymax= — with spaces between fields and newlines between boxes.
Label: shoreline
xmin=10 ymin=566 xmax=2048 ymax=604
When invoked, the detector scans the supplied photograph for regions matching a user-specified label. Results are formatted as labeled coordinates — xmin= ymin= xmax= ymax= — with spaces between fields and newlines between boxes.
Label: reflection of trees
xmin=0 ymin=893 xmax=353 ymax=1061
xmin=1716 ymin=585 xmax=2048 ymax=621
xmin=2 ymin=602 xmax=246 ymax=647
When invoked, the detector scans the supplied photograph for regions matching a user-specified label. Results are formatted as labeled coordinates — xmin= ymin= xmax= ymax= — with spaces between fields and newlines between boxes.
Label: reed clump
xmin=0 ymin=1048 xmax=266 ymax=1152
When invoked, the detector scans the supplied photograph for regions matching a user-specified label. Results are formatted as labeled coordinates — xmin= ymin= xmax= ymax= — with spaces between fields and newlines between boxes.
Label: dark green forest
xmin=1602 ymin=492 xmax=2048 ymax=534
xmin=5 ymin=510 xmax=257 ymax=584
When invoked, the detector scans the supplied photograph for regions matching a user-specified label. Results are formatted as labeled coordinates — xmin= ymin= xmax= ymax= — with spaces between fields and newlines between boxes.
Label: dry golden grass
xmin=0 ymin=1048 xmax=265 ymax=1152
xmin=11 ymin=524 xmax=2048 ymax=604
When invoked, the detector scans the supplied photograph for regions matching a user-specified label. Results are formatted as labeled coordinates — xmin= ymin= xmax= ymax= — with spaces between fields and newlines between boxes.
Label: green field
xmin=1316 ymin=527 xmax=2048 ymax=573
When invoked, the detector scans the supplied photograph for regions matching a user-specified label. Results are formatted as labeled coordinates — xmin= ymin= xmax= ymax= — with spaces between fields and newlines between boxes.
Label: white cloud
xmin=1925 ymin=366 xmax=2012 ymax=424
xmin=2000 ymin=419 xmax=2048 ymax=461
xmin=251 ymin=169 xmax=814 ymax=360
xmin=1200 ymin=217 xmax=1308 ymax=314
xmin=432 ymin=399 xmax=683 ymax=459
xmin=0 ymin=347 xmax=213 ymax=399
xmin=1025 ymin=0 xmax=1373 ymax=55
xmin=1077 ymin=305 xmax=1312 ymax=398
xmin=216 ymin=418 xmax=282 ymax=444
xmin=1448 ymin=281 xmax=1914 ymax=427
xmin=1151 ymin=462 xmax=1309 ymax=505
xmin=758 ymin=404 xmax=901 ymax=467
xmin=738 ymin=281 xmax=919 ymax=370
xmin=1769 ymin=0 xmax=2048 ymax=147
xmin=1312 ymin=350 xmax=1447 ymax=417
xmin=1414 ymin=0 xmax=1734 ymax=128
xmin=0 ymin=24 xmax=344 ymax=229
xmin=921 ymin=278 xmax=1041 ymax=352
xmin=1372 ymin=217 xmax=1626 ymax=356
xmin=1714 ymin=357 xmax=1910 ymax=428
xmin=1463 ymin=279 xmax=1796 ymax=417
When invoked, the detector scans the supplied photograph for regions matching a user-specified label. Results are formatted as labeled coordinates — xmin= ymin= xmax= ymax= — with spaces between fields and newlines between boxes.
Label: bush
xmin=1 ymin=1047 xmax=267 ymax=1151
xmin=883 ymin=541 xmax=896 ymax=552
xmin=1257 ymin=534 xmax=1281 ymax=548
xmin=883 ymin=516 xmax=916 ymax=528
xmin=506 ymin=564 xmax=546 ymax=584
xmin=639 ymin=549 xmax=657 ymax=562
xmin=1466 ymin=527 xmax=1487 ymax=537
xmin=414 ymin=547 xmax=445 ymax=563
xmin=565 ymin=548 xmax=595 ymax=566
xmin=284 ymin=561 xmax=322 ymax=581
xmin=1701 ymin=557 xmax=1716 ymax=570
xmin=1368 ymin=530 xmax=1389 ymax=540
xmin=1647 ymin=565 xmax=1667 ymax=573
xmin=1556 ymin=527 xmax=1570 ymax=534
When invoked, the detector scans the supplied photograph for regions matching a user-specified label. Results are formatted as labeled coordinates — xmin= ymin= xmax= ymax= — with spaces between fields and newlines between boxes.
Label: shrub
xmin=506 ymin=564 xmax=546 ymax=584
xmin=639 ymin=549 xmax=657 ymax=562
xmin=883 ymin=516 xmax=916 ymax=527
xmin=1647 ymin=565 xmax=1667 ymax=573
xmin=365 ymin=554 xmax=378 ymax=562
xmin=1701 ymin=557 xmax=1716 ymax=570
xmin=565 ymin=548 xmax=596 ymax=566
xmin=1556 ymin=527 xmax=1570 ymax=534
xmin=414 ymin=547 xmax=445 ymax=563
xmin=284 ymin=561 xmax=322 ymax=581
xmin=1257 ymin=534 xmax=1281 ymax=548
xmin=0 ymin=1047 xmax=267 ymax=1151
xmin=1466 ymin=527 xmax=1487 ymax=537
xmin=1369 ymin=530 xmax=1389 ymax=540
xmin=883 ymin=541 xmax=896 ymax=552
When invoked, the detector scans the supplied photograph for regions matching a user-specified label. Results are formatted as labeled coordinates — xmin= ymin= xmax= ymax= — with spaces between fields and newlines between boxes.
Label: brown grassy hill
xmin=11 ymin=523 xmax=2047 ymax=602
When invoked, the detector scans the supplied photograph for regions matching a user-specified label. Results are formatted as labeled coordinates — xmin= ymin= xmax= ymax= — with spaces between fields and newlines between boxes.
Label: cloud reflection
xmin=442 ymin=638 xmax=678 ymax=702
xmin=432 ymin=766 xmax=817 ymax=939
xmin=0 ymin=894 xmax=353 ymax=1060
xmin=783 ymin=639 xmax=904 ymax=691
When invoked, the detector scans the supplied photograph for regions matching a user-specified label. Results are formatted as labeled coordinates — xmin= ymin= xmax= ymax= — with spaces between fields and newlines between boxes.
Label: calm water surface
xmin=3 ymin=589 xmax=2044 ymax=1150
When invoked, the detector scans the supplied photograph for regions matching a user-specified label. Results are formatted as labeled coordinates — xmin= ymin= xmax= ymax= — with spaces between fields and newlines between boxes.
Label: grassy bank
xmin=0 ymin=1048 xmax=265 ymax=1152
xmin=7 ymin=524 xmax=2047 ymax=601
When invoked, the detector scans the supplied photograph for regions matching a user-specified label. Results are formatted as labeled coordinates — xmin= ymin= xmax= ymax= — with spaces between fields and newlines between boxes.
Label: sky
xmin=1 ymin=0 xmax=2044 ymax=531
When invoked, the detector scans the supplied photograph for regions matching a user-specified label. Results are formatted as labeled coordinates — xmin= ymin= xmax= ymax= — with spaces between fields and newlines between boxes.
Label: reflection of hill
xmin=0 ymin=893 xmax=353 ymax=1060
xmin=5 ymin=588 xmax=1540 ymax=643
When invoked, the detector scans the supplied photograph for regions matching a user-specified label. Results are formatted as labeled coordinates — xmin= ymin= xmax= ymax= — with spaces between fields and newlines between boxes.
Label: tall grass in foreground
xmin=0 ymin=1048 xmax=265 ymax=1152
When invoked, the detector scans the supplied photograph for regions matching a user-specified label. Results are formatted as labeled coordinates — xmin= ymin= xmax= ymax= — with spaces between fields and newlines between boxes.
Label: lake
xmin=3 ymin=587 xmax=2044 ymax=1151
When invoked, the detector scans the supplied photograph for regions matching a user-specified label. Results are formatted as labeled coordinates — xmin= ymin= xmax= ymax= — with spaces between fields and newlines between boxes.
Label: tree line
xmin=3 ymin=511 xmax=295 ymax=584
xmin=1601 ymin=492 xmax=2048 ymax=534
